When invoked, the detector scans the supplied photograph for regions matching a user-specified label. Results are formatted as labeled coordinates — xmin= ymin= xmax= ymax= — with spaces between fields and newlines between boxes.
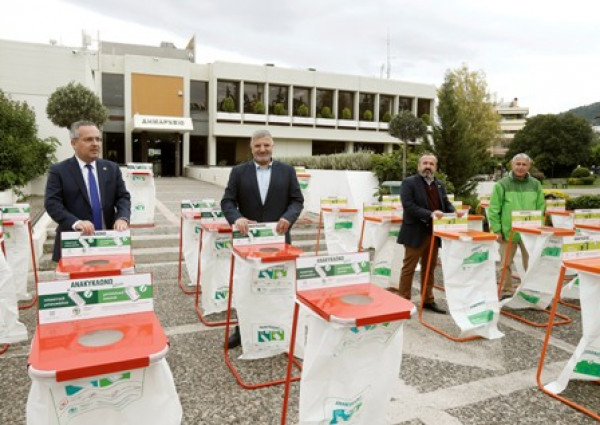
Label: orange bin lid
xmin=434 ymin=229 xmax=497 ymax=241
xmin=563 ymin=257 xmax=600 ymax=274
xmin=56 ymin=254 xmax=135 ymax=279
xmin=468 ymin=215 xmax=484 ymax=221
xmin=321 ymin=207 xmax=358 ymax=213
xmin=28 ymin=312 xmax=168 ymax=382
xmin=233 ymin=243 xmax=304 ymax=262
xmin=512 ymin=225 xmax=575 ymax=237
xmin=201 ymin=222 xmax=232 ymax=233
xmin=575 ymin=224 xmax=600 ymax=232
xmin=363 ymin=215 xmax=402 ymax=224
xmin=297 ymin=283 xmax=414 ymax=326
xmin=546 ymin=210 xmax=572 ymax=216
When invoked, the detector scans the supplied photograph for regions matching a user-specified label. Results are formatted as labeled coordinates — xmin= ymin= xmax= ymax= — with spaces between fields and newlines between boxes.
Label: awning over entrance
xmin=132 ymin=114 xmax=193 ymax=132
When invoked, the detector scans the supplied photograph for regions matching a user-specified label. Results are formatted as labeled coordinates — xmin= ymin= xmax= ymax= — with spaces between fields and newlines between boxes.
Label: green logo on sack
xmin=349 ymin=322 xmax=390 ymax=334
xmin=541 ymin=247 xmax=561 ymax=257
xmin=517 ymin=291 xmax=540 ymax=304
xmin=135 ymin=204 xmax=145 ymax=211
xmin=334 ymin=221 xmax=353 ymax=230
xmin=214 ymin=288 xmax=229 ymax=300
xmin=329 ymin=398 xmax=363 ymax=424
xmin=574 ymin=356 xmax=600 ymax=377
xmin=257 ymin=328 xmax=285 ymax=342
xmin=463 ymin=251 xmax=489 ymax=265
xmin=132 ymin=176 xmax=145 ymax=181
xmin=468 ymin=310 xmax=493 ymax=325
xmin=373 ymin=267 xmax=391 ymax=276
xmin=258 ymin=266 xmax=288 ymax=279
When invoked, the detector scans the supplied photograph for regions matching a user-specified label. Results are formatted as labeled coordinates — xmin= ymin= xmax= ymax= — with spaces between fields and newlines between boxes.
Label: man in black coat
xmin=45 ymin=121 xmax=130 ymax=262
xmin=397 ymin=153 xmax=462 ymax=314
xmin=220 ymin=129 xmax=304 ymax=348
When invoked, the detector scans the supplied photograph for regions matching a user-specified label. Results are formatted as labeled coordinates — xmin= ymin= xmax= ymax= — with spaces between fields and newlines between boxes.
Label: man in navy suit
xmin=397 ymin=153 xmax=463 ymax=314
xmin=221 ymin=129 xmax=304 ymax=347
xmin=45 ymin=121 xmax=131 ymax=262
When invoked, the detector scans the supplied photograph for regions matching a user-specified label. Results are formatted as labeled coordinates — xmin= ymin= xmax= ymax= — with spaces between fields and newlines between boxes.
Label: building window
xmin=338 ymin=91 xmax=354 ymax=120
xmin=243 ymin=82 xmax=265 ymax=114
xmin=217 ymin=80 xmax=240 ymax=112
xmin=190 ymin=80 xmax=208 ymax=113
xmin=379 ymin=95 xmax=393 ymax=122
xmin=354 ymin=142 xmax=384 ymax=154
xmin=312 ymin=140 xmax=345 ymax=155
xmin=316 ymin=89 xmax=334 ymax=118
xmin=417 ymin=98 xmax=432 ymax=118
xmin=269 ymin=85 xmax=289 ymax=115
xmin=359 ymin=93 xmax=375 ymax=121
xmin=292 ymin=87 xmax=311 ymax=117
xmin=102 ymin=132 xmax=125 ymax=164
xmin=398 ymin=97 xmax=412 ymax=112
xmin=102 ymin=73 xmax=124 ymax=107
xmin=189 ymin=135 xmax=207 ymax=165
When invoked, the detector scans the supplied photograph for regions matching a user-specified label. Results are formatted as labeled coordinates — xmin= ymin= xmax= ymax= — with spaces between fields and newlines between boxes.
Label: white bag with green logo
xmin=501 ymin=233 xmax=562 ymax=310
xmin=27 ymin=358 xmax=182 ymax=425
xmin=199 ymin=231 xmax=232 ymax=315
xmin=4 ymin=221 xmax=32 ymax=300
xmin=546 ymin=271 xmax=600 ymax=394
xmin=125 ymin=165 xmax=155 ymax=226
xmin=322 ymin=211 xmax=360 ymax=254
xmin=181 ymin=218 xmax=201 ymax=286
xmin=0 ymin=247 xmax=27 ymax=343
xmin=362 ymin=221 xmax=403 ymax=288
xmin=232 ymin=254 xmax=297 ymax=360
xmin=299 ymin=317 xmax=405 ymax=424
xmin=440 ymin=239 xmax=504 ymax=339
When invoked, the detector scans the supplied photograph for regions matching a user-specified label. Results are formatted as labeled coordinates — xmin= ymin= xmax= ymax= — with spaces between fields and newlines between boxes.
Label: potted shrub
xmin=382 ymin=111 xmax=392 ymax=122
xmin=273 ymin=103 xmax=286 ymax=115
xmin=221 ymin=96 xmax=236 ymax=112
xmin=341 ymin=107 xmax=352 ymax=120
xmin=363 ymin=109 xmax=373 ymax=121
xmin=316 ymin=106 xmax=335 ymax=126
xmin=321 ymin=106 xmax=334 ymax=119
xmin=253 ymin=101 xmax=265 ymax=114
xmin=297 ymin=103 xmax=309 ymax=117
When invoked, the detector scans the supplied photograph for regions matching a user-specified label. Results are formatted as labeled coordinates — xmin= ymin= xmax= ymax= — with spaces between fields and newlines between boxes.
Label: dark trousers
xmin=398 ymin=236 xmax=439 ymax=304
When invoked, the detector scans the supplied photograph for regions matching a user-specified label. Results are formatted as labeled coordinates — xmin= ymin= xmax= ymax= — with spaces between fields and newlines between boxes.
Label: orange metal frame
xmin=420 ymin=229 xmax=497 ymax=342
xmin=498 ymin=226 xmax=573 ymax=327
xmin=224 ymin=244 xmax=303 ymax=389
xmin=3 ymin=219 xmax=40 ymax=310
xmin=194 ymin=224 xmax=236 ymax=327
xmin=537 ymin=257 xmax=600 ymax=421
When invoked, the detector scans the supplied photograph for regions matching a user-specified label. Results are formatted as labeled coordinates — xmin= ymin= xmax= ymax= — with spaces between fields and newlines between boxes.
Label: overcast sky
xmin=2 ymin=0 xmax=599 ymax=116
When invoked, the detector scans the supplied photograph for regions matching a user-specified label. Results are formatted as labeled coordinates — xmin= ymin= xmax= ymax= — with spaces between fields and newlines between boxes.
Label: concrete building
xmin=0 ymin=37 xmax=436 ymax=176
xmin=491 ymin=97 xmax=529 ymax=157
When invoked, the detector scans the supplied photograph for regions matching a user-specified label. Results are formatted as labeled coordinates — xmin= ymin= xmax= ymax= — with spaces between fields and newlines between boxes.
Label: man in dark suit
xmin=397 ymin=153 xmax=463 ymax=314
xmin=45 ymin=121 xmax=131 ymax=262
xmin=221 ymin=129 xmax=304 ymax=347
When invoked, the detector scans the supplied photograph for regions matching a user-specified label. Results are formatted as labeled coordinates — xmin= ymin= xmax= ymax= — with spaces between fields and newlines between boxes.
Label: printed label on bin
xmin=38 ymin=273 xmax=153 ymax=323
xmin=60 ymin=231 xmax=131 ymax=257
xmin=381 ymin=194 xmax=401 ymax=206
xmin=511 ymin=210 xmax=543 ymax=228
xmin=434 ymin=213 xmax=468 ymax=231
xmin=51 ymin=369 xmax=144 ymax=423
xmin=127 ymin=162 xmax=153 ymax=170
xmin=0 ymin=203 xmax=30 ymax=220
xmin=294 ymin=166 xmax=306 ymax=173
xmin=321 ymin=196 xmax=348 ymax=208
xmin=574 ymin=209 xmax=600 ymax=225
xmin=252 ymin=263 xmax=294 ymax=294
xmin=232 ymin=222 xmax=284 ymax=245
xmin=364 ymin=204 xmax=395 ymax=216
xmin=296 ymin=252 xmax=370 ymax=290
xmin=181 ymin=199 xmax=216 ymax=214
xmin=562 ymin=234 xmax=600 ymax=260
xmin=546 ymin=199 xmax=566 ymax=212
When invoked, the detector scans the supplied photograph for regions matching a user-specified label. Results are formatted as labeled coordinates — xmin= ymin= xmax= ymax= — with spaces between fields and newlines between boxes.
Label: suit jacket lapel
xmin=68 ymin=156 xmax=91 ymax=207
xmin=96 ymin=159 xmax=107 ymax=208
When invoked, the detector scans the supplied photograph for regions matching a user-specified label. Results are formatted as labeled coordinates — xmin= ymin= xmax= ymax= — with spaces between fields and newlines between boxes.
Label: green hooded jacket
xmin=487 ymin=171 xmax=545 ymax=242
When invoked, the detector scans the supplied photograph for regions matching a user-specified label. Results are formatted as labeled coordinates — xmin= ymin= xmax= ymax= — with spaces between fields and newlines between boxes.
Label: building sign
xmin=132 ymin=114 xmax=193 ymax=132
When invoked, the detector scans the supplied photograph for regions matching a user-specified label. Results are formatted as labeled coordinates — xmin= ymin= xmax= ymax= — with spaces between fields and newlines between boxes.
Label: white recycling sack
xmin=550 ymin=213 xmax=574 ymax=230
xmin=0 ymin=245 xmax=27 ymax=344
xmin=440 ymin=238 xmax=504 ymax=339
xmin=502 ymin=233 xmax=563 ymax=310
xmin=199 ymin=230 xmax=232 ymax=315
xmin=27 ymin=358 xmax=182 ymax=425
xmin=4 ymin=221 xmax=32 ymax=300
xmin=362 ymin=220 xmax=403 ymax=288
xmin=181 ymin=218 xmax=202 ymax=286
xmin=546 ymin=271 xmax=600 ymax=394
xmin=299 ymin=317 xmax=405 ymax=425
xmin=125 ymin=165 xmax=155 ymax=226
xmin=322 ymin=210 xmax=360 ymax=254
xmin=296 ymin=172 xmax=311 ymax=220
xmin=232 ymin=254 xmax=296 ymax=360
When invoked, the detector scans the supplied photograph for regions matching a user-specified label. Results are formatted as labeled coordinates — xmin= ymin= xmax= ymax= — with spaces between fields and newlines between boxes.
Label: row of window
xmin=101 ymin=73 xmax=432 ymax=121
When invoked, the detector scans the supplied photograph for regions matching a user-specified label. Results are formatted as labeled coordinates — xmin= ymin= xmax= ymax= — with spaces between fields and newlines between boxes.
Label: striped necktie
xmin=85 ymin=164 xmax=103 ymax=230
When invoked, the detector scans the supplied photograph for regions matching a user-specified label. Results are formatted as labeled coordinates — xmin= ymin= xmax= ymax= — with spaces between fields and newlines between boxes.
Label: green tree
xmin=507 ymin=113 xmax=594 ymax=178
xmin=429 ymin=65 xmax=499 ymax=196
xmin=388 ymin=110 xmax=427 ymax=179
xmin=0 ymin=90 xmax=58 ymax=192
xmin=46 ymin=81 xmax=108 ymax=128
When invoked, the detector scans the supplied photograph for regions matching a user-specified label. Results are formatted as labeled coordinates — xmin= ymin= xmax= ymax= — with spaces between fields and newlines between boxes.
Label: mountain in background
xmin=564 ymin=101 xmax=600 ymax=123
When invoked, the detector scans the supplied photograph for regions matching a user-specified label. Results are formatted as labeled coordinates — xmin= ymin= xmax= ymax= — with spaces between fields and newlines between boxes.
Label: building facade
xmin=1 ymin=38 xmax=436 ymax=176
xmin=492 ymin=97 xmax=529 ymax=157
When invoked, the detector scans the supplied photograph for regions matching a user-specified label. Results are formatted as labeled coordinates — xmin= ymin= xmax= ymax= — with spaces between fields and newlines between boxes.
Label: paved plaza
xmin=1 ymin=177 xmax=598 ymax=424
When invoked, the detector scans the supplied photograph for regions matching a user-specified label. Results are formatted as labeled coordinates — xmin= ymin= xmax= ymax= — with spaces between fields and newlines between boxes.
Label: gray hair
xmin=250 ymin=129 xmax=273 ymax=144
xmin=70 ymin=121 xmax=99 ymax=139
xmin=418 ymin=152 xmax=438 ymax=165
xmin=511 ymin=153 xmax=532 ymax=163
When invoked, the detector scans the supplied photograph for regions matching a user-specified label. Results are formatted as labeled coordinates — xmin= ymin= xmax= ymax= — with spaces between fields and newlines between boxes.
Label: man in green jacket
xmin=488 ymin=153 xmax=545 ymax=298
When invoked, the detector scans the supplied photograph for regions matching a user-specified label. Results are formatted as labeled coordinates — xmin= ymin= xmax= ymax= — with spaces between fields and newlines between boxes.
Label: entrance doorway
xmin=132 ymin=132 xmax=183 ymax=176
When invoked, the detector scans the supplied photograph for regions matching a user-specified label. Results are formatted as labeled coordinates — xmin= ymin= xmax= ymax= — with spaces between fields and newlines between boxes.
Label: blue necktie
xmin=85 ymin=164 xmax=103 ymax=230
